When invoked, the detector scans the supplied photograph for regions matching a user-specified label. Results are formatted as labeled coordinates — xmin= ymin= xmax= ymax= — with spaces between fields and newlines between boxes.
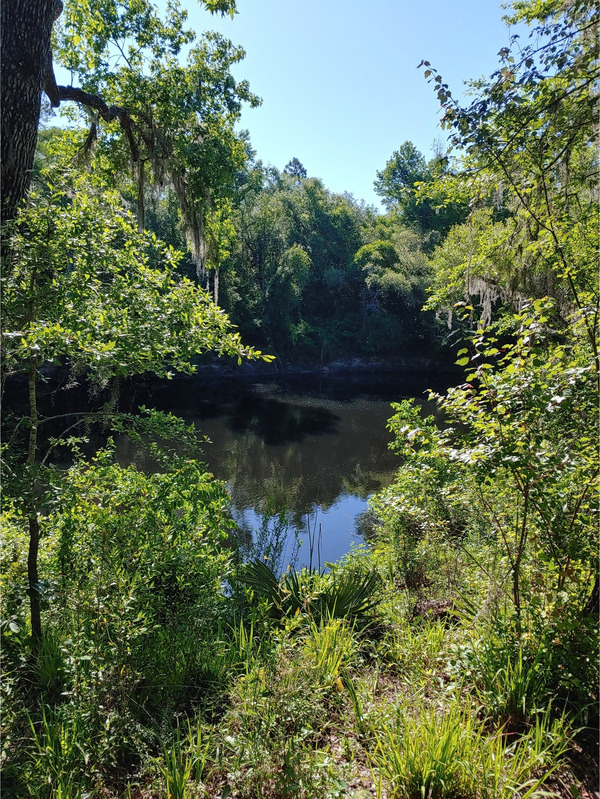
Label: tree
xmin=54 ymin=4 xmax=259 ymax=276
xmin=420 ymin=0 xmax=599 ymax=377
xmin=225 ymin=177 xmax=312 ymax=353
xmin=354 ymin=215 xmax=434 ymax=351
xmin=1 ymin=0 xmax=61 ymax=223
xmin=1 ymin=180 xmax=269 ymax=646
xmin=283 ymin=157 xmax=308 ymax=180
xmin=374 ymin=141 xmax=469 ymax=246
xmin=220 ymin=163 xmax=447 ymax=360
xmin=222 ymin=168 xmax=376 ymax=358
xmin=205 ymin=197 xmax=237 ymax=304
xmin=374 ymin=142 xmax=430 ymax=210
xmin=384 ymin=0 xmax=600 ymax=640
xmin=0 ymin=0 xmax=240 ymax=224
xmin=385 ymin=300 xmax=598 ymax=629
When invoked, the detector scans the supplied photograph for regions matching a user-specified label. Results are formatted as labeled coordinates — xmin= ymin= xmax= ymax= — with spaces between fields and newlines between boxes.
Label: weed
xmin=158 ymin=726 xmax=194 ymax=799
xmin=302 ymin=616 xmax=357 ymax=690
xmin=25 ymin=706 xmax=90 ymax=799
xmin=379 ymin=619 xmax=448 ymax=683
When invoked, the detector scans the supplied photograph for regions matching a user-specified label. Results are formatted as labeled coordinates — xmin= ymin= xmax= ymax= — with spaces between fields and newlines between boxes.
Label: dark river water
xmin=117 ymin=372 xmax=444 ymax=571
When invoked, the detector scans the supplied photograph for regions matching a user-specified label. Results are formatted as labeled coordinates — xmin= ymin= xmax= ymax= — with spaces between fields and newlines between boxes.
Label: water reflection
xmin=227 ymin=394 xmax=339 ymax=444
xmin=117 ymin=375 xmax=440 ymax=569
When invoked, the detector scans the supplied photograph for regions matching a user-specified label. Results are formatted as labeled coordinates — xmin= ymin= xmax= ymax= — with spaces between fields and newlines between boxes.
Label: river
xmin=117 ymin=372 xmax=445 ymax=571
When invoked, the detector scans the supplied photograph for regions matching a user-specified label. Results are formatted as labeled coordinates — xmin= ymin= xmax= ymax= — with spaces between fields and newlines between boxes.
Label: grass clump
xmin=372 ymin=694 xmax=571 ymax=799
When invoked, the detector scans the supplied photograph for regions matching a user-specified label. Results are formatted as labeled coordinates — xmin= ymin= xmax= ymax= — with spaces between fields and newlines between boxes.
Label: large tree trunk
xmin=1 ymin=0 xmax=61 ymax=223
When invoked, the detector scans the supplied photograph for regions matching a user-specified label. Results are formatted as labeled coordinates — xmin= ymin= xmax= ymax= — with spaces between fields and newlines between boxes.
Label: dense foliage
xmin=218 ymin=166 xmax=438 ymax=360
xmin=0 ymin=0 xmax=597 ymax=796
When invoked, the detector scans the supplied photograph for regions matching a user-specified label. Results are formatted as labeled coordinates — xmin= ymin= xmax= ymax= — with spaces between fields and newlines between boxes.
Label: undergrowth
xmin=2 ymin=490 xmax=597 ymax=798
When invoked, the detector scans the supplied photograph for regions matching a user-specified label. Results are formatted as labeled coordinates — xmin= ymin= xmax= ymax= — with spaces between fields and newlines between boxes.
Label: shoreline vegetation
xmin=2 ymin=447 xmax=598 ymax=797
xmin=2 ymin=343 xmax=598 ymax=797
xmin=1 ymin=0 xmax=598 ymax=795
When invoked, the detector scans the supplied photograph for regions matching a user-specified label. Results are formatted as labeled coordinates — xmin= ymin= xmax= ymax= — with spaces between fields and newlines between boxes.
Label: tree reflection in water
xmin=119 ymin=375 xmax=443 ymax=569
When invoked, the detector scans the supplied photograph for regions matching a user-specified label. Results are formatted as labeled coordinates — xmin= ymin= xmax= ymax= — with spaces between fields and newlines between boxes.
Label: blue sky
xmin=187 ymin=0 xmax=528 ymax=208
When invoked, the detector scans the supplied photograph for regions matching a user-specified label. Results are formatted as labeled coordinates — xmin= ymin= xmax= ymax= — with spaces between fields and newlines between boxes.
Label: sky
xmin=185 ymin=0 xmax=529 ymax=208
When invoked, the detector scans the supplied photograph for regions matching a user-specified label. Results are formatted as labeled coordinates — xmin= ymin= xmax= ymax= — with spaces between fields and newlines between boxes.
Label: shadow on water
xmin=226 ymin=394 xmax=340 ymax=445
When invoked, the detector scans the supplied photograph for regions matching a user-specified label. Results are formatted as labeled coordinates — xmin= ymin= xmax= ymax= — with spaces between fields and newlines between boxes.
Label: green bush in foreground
xmin=0 ymin=452 xmax=238 ymax=794
xmin=378 ymin=300 xmax=598 ymax=718
xmin=1 ymin=492 xmax=592 ymax=797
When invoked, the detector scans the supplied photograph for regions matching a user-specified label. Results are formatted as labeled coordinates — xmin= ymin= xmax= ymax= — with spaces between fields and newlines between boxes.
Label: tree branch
xmin=56 ymin=85 xmax=140 ymax=161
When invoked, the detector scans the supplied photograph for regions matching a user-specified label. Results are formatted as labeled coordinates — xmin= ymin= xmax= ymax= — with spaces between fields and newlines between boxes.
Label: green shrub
xmin=221 ymin=640 xmax=330 ymax=798
xmin=238 ymin=559 xmax=381 ymax=628
xmin=1 ymin=451 xmax=241 ymax=791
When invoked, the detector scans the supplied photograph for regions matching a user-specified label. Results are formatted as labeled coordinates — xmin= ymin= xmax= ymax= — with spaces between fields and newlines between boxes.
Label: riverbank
xmin=178 ymin=351 xmax=462 ymax=382
xmin=2 ymin=352 xmax=462 ymax=427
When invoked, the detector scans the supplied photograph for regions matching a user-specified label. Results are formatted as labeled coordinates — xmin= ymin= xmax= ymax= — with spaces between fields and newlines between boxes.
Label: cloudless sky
xmin=186 ymin=0 xmax=528 ymax=208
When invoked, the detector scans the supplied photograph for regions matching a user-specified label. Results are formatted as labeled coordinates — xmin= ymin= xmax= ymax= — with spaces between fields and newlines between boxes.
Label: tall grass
xmin=378 ymin=619 xmax=448 ymax=683
xmin=302 ymin=616 xmax=357 ymax=689
xmin=25 ymin=707 xmax=89 ymax=799
xmin=372 ymin=694 xmax=570 ymax=799
xmin=157 ymin=721 xmax=212 ymax=799
xmin=472 ymin=640 xmax=555 ymax=728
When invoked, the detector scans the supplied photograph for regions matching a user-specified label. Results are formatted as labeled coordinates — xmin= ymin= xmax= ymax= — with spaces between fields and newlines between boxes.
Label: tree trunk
xmin=27 ymin=360 xmax=42 ymax=648
xmin=1 ymin=0 xmax=62 ymax=223
xmin=137 ymin=160 xmax=146 ymax=232
xmin=214 ymin=266 xmax=220 ymax=306
xmin=28 ymin=514 xmax=43 ymax=648
xmin=584 ymin=575 xmax=599 ymax=615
